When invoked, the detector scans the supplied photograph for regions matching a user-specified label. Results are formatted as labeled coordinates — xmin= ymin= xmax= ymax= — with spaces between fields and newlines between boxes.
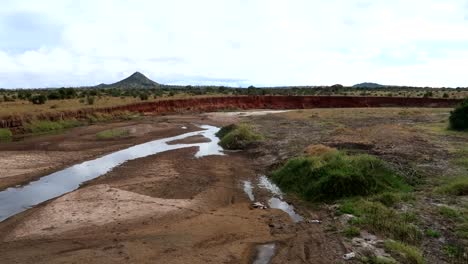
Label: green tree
xmin=449 ymin=99 xmax=468 ymax=130
xmin=30 ymin=95 xmax=47 ymax=104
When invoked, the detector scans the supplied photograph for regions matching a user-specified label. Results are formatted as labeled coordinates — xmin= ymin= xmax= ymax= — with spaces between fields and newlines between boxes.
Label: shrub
xmin=436 ymin=176 xmax=468 ymax=196
xmin=139 ymin=93 xmax=149 ymax=100
xmin=217 ymin=123 xmax=262 ymax=150
xmin=215 ymin=124 xmax=236 ymax=138
xmin=30 ymin=95 xmax=47 ymax=104
xmin=270 ymin=151 xmax=409 ymax=201
xmin=87 ymin=96 xmax=95 ymax=105
xmin=449 ymin=99 xmax=468 ymax=130
xmin=0 ymin=128 xmax=13 ymax=141
xmin=384 ymin=240 xmax=424 ymax=264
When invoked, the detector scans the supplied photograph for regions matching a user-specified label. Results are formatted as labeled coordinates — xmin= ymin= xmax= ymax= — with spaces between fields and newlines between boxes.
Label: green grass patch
xmin=96 ymin=129 xmax=130 ymax=140
xmin=360 ymin=256 xmax=398 ymax=264
xmin=384 ymin=240 xmax=424 ymax=264
xmin=343 ymin=226 xmax=360 ymax=238
xmin=217 ymin=123 xmax=262 ymax=150
xmin=0 ymin=128 xmax=12 ymax=141
xmin=270 ymin=151 xmax=409 ymax=201
xmin=443 ymin=244 xmax=466 ymax=259
xmin=340 ymin=199 xmax=422 ymax=244
xmin=436 ymin=176 xmax=468 ymax=196
xmin=24 ymin=119 xmax=82 ymax=133
xmin=425 ymin=229 xmax=441 ymax=238
xmin=438 ymin=206 xmax=461 ymax=219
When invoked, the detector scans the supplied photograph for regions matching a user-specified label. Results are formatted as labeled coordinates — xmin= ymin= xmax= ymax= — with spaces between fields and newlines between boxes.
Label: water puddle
xmin=268 ymin=198 xmax=304 ymax=223
xmin=258 ymin=175 xmax=283 ymax=198
xmin=253 ymin=243 xmax=276 ymax=264
xmin=258 ymin=175 xmax=303 ymax=223
xmin=0 ymin=125 xmax=223 ymax=222
xmin=243 ymin=180 xmax=255 ymax=201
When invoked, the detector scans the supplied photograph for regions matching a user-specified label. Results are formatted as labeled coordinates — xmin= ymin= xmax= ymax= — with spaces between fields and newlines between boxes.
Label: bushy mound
xmin=449 ymin=99 xmax=468 ymax=131
xmin=215 ymin=124 xmax=237 ymax=139
xmin=217 ymin=123 xmax=262 ymax=150
xmin=270 ymin=151 xmax=408 ymax=201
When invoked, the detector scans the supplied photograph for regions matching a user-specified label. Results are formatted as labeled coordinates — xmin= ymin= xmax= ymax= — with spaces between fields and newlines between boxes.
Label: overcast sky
xmin=1 ymin=0 xmax=468 ymax=88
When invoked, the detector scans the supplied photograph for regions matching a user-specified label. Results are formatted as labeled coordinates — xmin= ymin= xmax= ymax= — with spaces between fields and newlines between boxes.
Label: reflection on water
xmin=258 ymin=175 xmax=303 ymax=223
xmin=0 ymin=125 xmax=222 ymax=222
xmin=243 ymin=180 xmax=254 ymax=201
xmin=268 ymin=198 xmax=304 ymax=223
xmin=258 ymin=175 xmax=283 ymax=199
xmin=253 ymin=243 xmax=276 ymax=264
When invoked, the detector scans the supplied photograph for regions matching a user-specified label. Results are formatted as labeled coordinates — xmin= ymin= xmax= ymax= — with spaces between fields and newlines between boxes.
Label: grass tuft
xmin=343 ymin=226 xmax=360 ymax=238
xmin=217 ymin=123 xmax=262 ymax=150
xmin=384 ymin=240 xmax=424 ymax=264
xmin=424 ymin=229 xmax=441 ymax=238
xmin=270 ymin=151 xmax=409 ymax=201
xmin=436 ymin=176 xmax=468 ymax=196
xmin=96 ymin=129 xmax=130 ymax=140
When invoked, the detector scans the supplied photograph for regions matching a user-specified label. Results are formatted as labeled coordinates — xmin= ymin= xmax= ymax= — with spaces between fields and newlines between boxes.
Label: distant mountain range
xmin=92 ymin=74 xmax=390 ymax=90
xmin=352 ymin=82 xmax=385 ymax=88
xmin=96 ymin=72 xmax=160 ymax=89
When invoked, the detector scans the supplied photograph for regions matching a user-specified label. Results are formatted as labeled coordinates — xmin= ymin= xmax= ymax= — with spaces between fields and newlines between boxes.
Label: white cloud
xmin=0 ymin=0 xmax=467 ymax=88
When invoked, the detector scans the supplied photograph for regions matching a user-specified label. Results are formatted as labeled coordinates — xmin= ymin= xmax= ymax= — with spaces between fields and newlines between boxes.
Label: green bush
xmin=24 ymin=119 xmax=82 ymax=133
xmin=215 ymin=124 xmax=237 ymax=139
xmin=449 ymin=99 xmax=468 ymax=130
xmin=30 ymin=94 xmax=47 ymax=104
xmin=0 ymin=128 xmax=13 ymax=141
xmin=436 ymin=176 xmax=468 ymax=196
xmin=87 ymin=96 xmax=95 ymax=105
xmin=270 ymin=151 xmax=408 ymax=201
xmin=217 ymin=123 xmax=262 ymax=150
xmin=384 ymin=240 xmax=424 ymax=264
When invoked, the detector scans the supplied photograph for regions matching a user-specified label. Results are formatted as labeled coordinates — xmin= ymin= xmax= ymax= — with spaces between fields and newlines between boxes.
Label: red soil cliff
xmin=0 ymin=96 xmax=461 ymax=129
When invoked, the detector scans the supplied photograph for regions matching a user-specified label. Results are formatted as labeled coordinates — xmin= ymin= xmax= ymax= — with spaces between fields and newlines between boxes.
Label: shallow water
xmin=268 ymin=198 xmax=304 ymax=223
xmin=253 ymin=243 xmax=276 ymax=264
xmin=243 ymin=180 xmax=255 ymax=201
xmin=258 ymin=175 xmax=283 ymax=199
xmin=258 ymin=175 xmax=303 ymax=223
xmin=0 ymin=125 xmax=223 ymax=222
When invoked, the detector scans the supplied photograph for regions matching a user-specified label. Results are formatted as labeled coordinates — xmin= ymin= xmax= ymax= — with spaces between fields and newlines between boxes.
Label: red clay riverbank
xmin=0 ymin=95 xmax=461 ymax=129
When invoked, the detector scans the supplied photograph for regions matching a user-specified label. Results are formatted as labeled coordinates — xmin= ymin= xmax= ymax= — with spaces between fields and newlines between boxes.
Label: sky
xmin=0 ymin=0 xmax=468 ymax=88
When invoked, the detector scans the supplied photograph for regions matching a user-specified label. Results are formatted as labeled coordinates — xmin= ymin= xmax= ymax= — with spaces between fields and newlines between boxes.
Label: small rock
xmin=339 ymin=214 xmax=356 ymax=225
xmin=252 ymin=202 xmax=267 ymax=209
xmin=343 ymin=252 xmax=356 ymax=260
xmin=307 ymin=219 xmax=322 ymax=224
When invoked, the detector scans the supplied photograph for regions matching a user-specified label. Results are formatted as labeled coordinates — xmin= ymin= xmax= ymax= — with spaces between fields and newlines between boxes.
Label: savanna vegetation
xmin=1 ymin=84 xmax=467 ymax=117
xmin=216 ymin=123 xmax=263 ymax=149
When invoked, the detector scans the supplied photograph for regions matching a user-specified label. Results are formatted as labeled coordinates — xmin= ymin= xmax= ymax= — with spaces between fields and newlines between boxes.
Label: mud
xmin=0 ymin=111 xmax=345 ymax=264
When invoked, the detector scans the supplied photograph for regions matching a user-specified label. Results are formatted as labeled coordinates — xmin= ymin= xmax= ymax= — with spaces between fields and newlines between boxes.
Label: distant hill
xmin=353 ymin=82 xmax=384 ymax=88
xmin=97 ymin=72 xmax=160 ymax=89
